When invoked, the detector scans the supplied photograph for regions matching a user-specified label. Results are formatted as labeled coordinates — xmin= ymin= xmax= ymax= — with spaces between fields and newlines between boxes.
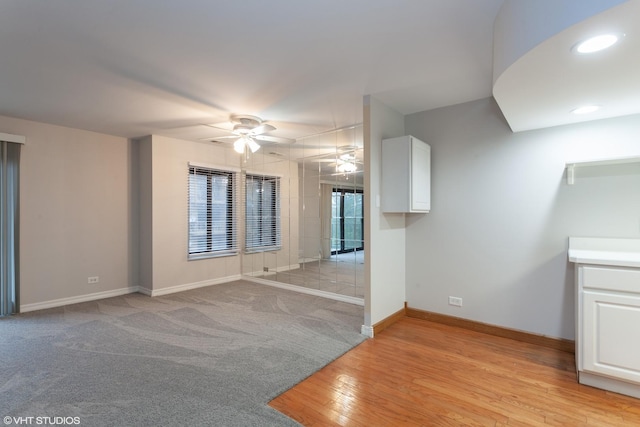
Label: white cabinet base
xmin=569 ymin=237 xmax=640 ymax=400
xmin=579 ymin=371 xmax=640 ymax=399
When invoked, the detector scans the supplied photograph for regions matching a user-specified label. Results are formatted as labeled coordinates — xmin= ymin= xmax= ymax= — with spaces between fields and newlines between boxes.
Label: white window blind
xmin=245 ymin=173 xmax=281 ymax=253
xmin=188 ymin=165 xmax=237 ymax=259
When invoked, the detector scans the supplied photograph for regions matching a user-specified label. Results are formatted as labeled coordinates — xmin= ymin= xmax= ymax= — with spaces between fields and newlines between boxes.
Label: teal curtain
xmin=0 ymin=140 xmax=20 ymax=316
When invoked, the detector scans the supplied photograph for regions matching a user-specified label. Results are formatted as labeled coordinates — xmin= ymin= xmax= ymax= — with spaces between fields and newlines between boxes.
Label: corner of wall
xmin=363 ymin=95 xmax=407 ymax=327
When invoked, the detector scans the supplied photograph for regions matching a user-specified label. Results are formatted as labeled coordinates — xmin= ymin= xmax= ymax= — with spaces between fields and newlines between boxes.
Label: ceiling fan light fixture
xmin=337 ymin=162 xmax=357 ymax=173
xmin=207 ymin=114 xmax=290 ymax=152
xmin=233 ymin=138 xmax=245 ymax=153
xmin=247 ymin=138 xmax=261 ymax=153
xmin=233 ymin=136 xmax=261 ymax=154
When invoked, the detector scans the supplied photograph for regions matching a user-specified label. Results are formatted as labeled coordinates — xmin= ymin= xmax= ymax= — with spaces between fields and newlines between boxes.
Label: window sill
xmin=244 ymin=246 xmax=282 ymax=254
xmin=188 ymin=250 xmax=238 ymax=261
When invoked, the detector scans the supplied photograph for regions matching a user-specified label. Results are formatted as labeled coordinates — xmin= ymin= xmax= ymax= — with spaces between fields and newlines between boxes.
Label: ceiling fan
xmin=304 ymin=148 xmax=362 ymax=175
xmin=201 ymin=114 xmax=294 ymax=153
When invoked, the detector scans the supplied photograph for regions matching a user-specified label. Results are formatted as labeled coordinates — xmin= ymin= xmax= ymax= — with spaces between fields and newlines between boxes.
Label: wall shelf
xmin=565 ymin=155 xmax=640 ymax=184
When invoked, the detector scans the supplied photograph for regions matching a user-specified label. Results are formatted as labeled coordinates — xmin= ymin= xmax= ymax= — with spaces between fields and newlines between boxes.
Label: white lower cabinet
xmin=576 ymin=265 xmax=640 ymax=398
xmin=582 ymin=289 xmax=640 ymax=382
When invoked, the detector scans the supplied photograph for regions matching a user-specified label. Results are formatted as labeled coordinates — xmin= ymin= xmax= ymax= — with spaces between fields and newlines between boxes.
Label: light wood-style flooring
xmin=269 ymin=317 xmax=640 ymax=426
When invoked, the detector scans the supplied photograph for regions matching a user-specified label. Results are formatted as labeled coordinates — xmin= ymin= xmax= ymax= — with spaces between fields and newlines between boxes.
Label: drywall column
xmin=362 ymin=95 xmax=406 ymax=336
xmin=137 ymin=136 xmax=153 ymax=291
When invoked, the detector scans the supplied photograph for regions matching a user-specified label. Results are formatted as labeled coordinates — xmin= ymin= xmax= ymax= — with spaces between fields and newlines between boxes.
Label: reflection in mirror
xmin=242 ymin=125 xmax=364 ymax=302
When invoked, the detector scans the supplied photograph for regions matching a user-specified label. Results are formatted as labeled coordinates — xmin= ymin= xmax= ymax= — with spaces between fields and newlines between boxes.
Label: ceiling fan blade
xmin=304 ymin=158 xmax=337 ymax=163
xmin=250 ymin=123 xmax=276 ymax=135
xmin=253 ymin=134 xmax=295 ymax=144
xmin=203 ymin=122 xmax=235 ymax=132
xmin=198 ymin=135 xmax=238 ymax=141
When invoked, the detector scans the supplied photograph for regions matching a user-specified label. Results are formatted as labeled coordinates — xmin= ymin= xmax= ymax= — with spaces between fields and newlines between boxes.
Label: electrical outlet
xmin=263 ymin=267 xmax=269 ymax=272
xmin=88 ymin=276 xmax=99 ymax=284
xmin=448 ymin=296 xmax=463 ymax=307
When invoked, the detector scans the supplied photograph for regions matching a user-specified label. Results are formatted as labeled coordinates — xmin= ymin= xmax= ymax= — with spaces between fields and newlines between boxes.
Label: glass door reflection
xmin=331 ymin=188 xmax=363 ymax=254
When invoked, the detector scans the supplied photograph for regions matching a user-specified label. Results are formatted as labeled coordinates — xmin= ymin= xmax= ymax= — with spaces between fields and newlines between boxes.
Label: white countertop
xmin=568 ymin=237 xmax=640 ymax=268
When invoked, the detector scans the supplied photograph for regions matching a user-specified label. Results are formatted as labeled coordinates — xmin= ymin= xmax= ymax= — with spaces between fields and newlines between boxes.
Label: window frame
xmin=244 ymin=173 xmax=281 ymax=253
xmin=188 ymin=164 xmax=238 ymax=260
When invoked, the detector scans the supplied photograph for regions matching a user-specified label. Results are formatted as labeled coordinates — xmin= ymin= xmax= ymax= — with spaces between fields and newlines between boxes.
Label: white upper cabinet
xmin=381 ymin=135 xmax=431 ymax=213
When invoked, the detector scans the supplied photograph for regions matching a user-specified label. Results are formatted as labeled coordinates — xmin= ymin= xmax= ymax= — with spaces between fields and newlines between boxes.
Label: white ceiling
xmin=1 ymin=1 xmax=636 ymax=145
xmin=493 ymin=0 xmax=640 ymax=132
xmin=0 ymin=0 xmax=504 ymax=142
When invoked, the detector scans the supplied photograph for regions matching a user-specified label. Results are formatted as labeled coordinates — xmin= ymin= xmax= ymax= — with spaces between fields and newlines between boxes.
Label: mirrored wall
xmin=241 ymin=125 xmax=364 ymax=300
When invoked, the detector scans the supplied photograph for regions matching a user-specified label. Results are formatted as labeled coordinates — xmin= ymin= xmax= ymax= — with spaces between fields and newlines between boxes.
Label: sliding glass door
xmin=331 ymin=188 xmax=363 ymax=254
xmin=1 ymin=141 xmax=20 ymax=316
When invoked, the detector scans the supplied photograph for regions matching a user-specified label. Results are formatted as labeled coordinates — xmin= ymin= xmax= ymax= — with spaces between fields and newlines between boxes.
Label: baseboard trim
xmin=21 ymin=276 xmax=245 ymax=312
xmin=137 ymin=286 xmax=152 ymax=296
xmin=579 ymin=371 xmax=640 ymax=399
xmin=146 ymin=275 xmax=242 ymax=297
xmin=243 ymin=263 xmax=301 ymax=278
xmin=406 ymin=306 xmax=575 ymax=354
xmin=360 ymin=325 xmax=374 ymax=338
xmin=372 ymin=305 xmax=407 ymax=336
xmin=20 ymin=286 xmax=140 ymax=313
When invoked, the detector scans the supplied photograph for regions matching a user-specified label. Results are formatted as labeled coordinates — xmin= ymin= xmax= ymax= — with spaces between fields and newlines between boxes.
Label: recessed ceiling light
xmin=571 ymin=105 xmax=601 ymax=115
xmin=572 ymin=33 xmax=621 ymax=54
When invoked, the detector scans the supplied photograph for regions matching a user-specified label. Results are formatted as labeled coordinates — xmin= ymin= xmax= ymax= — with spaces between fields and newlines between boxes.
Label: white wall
xmin=4 ymin=116 xmax=301 ymax=308
xmin=0 ymin=115 xmax=135 ymax=310
xmin=363 ymin=95 xmax=407 ymax=331
xmin=139 ymin=135 xmax=242 ymax=294
xmin=137 ymin=134 xmax=299 ymax=294
xmin=404 ymin=97 xmax=640 ymax=340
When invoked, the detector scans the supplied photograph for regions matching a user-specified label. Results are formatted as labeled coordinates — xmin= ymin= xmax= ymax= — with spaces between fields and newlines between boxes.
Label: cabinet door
xmin=410 ymin=138 xmax=430 ymax=212
xmin=582 ymin=290 xmax=640 ymax=384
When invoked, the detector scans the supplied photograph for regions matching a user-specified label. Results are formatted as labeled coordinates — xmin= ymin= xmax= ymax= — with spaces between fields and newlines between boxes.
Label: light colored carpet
xmin=262 ymin=251 xmax=365 ymax=298
xmin=0 ymin=280 xmax=366 ymax=426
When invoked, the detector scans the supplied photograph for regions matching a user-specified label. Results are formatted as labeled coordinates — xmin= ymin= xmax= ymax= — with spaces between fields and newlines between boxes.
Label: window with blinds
xmin=188 ymin=166 xmax=237 ymax=259
xmin=245 ymin=174 xmax=281 ymax=253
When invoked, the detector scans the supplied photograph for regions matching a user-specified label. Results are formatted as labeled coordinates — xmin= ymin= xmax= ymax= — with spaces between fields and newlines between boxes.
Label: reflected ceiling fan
xmin=305 ymin=149 xmax=362 ymax=175
xmin=334 ymin=153 xmax=359 ymax=173
xmin=201 ymin=114 xmax=294 ymax=153
xmin=319 ymin=153 xmax=359 ymax=174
